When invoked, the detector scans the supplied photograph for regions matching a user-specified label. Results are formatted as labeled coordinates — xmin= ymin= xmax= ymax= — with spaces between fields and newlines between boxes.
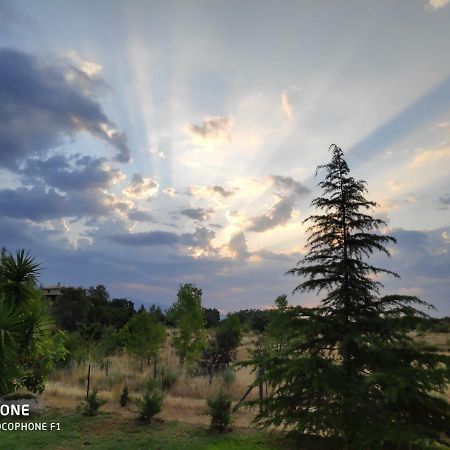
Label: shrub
xmin=119 ymin=385 xmax=129 ymax=407
xmin=137 ymin=382 xmax=162 ymax=422
xmin=82 ymin=390 xmax=106 ymax=416
xmin=207 ymin=388 xmax=232 ymax=433
xmin=161 ymin=368 xmax=178 ymax=392
xmin=220 ymin=368 xmax=235 ymax=387
xmin=185 ymin=362 xmax=201 ymax=377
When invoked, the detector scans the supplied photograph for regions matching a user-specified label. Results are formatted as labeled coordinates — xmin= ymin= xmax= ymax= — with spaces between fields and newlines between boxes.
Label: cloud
xmin=248 ymin=195 xmax=296 ymax=232
xmin=0 ymin=155 xmax=138 ymax=223
xmin=228 ymin=232 xmax=250 ymax=259
xmin=22 ymin=155 xmax=125 ymax=192
xmin=0 ymin=48 xmax=131 ymax=169
xmin=179 ymin=207 xmax=214 ymax=221
xmin=149 ymin=148 xmax=166 ymax=159
xmin=281 ymin=91 xmax=294 ymax=122
xmin=425 ymin=0 xmax=450 ymax=10
xmin=0 ymin=183 xmax=128 ymax=221
xmin=111 ymin=226 xmax=215 ymax=250
xmin=408 ymin=146 xmax=450 ymax=168
xmin=244 ymin=175 xmax=309 ymax=232
xmin=189 ymin=184 xmax=236 ymax=200
xmin=123 ymin=174 xmax=159 ymax=200
xmin=438 ymin=194 xmax=450 ymax=208
xmin=66 ymin=51 xmax=103 ymax=79
xmin=111 ymin=230 xmax=179 ymax=246
xmin=163 ymin=187 xmax=177 ymax=197
xmin=127 ymin=209 xmax=155 ymax=222
xmin=179 ymin=226 xmax=216 ymax=248
xmin=270 ymin=175 xmax=310 ymax=196
xmin=210 ymin=185 xmax=235 ymax=197
xmin=186 ymin=116 xmax=233 ymax=142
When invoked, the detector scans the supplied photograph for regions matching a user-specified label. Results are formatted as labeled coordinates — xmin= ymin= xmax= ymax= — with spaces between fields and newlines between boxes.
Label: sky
xmin=0 ymin=0 xmax=449 ymax=315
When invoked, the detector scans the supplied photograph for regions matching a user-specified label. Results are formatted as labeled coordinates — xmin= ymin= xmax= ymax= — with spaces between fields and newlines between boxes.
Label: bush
xmin=137 ymin=382 xmax=162 ymax=422
xmin=119 ymin=385 xmax=129 ymax=407
xmin=161 ymin=368 xmax=178 ymax=392
xmin=83 ymin=389 xmax=106 ymax=416
xmin=207 ymin=388 xmax=232 ymax=433
xmin=220 ymin=368 xmax=235 ymax=387
xmin=185 ymin=362 xmax=201 ymax=377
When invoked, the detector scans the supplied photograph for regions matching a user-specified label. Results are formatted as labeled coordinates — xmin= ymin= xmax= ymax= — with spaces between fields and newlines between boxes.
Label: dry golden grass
xmin=45 ymin=331 xmax=449 ymax=427
xmin=411 ymin=331 xmax=450 ymax=350
xmin=45 ymin=336 xmax=259 ymax=426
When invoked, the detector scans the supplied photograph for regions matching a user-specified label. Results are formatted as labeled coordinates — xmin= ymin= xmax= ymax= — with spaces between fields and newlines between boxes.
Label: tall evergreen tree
xmin=250 ymin=145 xmax=450 ymax=449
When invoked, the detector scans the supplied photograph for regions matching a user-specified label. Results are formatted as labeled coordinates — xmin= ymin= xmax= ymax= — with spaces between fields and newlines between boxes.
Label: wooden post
xmin=153 ymin=360 xmax=157 ymax=379
xmin=258 ymin=366 xmax=264 ymax=414
xmin=232 ymin=384 xmax=255 ymax=413
xmin=86 ymin=364 xmax=91 ymax=399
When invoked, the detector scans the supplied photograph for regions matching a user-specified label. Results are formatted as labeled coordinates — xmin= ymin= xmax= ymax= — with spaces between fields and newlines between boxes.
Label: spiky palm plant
xmin=0 ymin=250 xmax=64 ymax=394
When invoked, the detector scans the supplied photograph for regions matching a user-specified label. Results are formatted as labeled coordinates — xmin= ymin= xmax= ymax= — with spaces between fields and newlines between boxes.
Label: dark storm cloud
xmin=248 ymin=196 xmax=295 ymax=232
xmin=0 ymin=48 xmax=131 ymax=169
xmin=179 ymin=207 xmax=214 ymax=221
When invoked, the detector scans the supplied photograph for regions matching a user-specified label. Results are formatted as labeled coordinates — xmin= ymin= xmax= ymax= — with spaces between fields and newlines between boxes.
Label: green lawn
xmin=0 ymin=411 xmax=286 ymax=450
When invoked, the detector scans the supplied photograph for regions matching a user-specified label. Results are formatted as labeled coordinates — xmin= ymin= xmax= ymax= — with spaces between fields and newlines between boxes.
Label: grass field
xmin=2 ymin=331 xmax=449 ymax=449
xmin=43 ymin=332 xmax=260 ymax=427
xmin=0 ymin=410 xmax=294 ymax=450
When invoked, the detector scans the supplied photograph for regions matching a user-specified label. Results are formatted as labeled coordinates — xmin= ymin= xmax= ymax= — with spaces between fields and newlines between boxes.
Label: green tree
xmin=148 ymin=304 xmax=166 ymax=323
xmin=200 ymin=315 xmax=242 ymax=384
xmin=250 ymin=145 xmax=450 ymax=449
xmin=263 ymin=295 xmax=293 ymax=354
xmin=52 ymin=286 xmax=89 ymax=331
xmin=203 ymin=307 xmax=221 ymax=328
xmin=169 ymin=284 xmax=205 ymax=365
xmin=122 ymin=310 xmax=166 ymax=372
xmin=0 ymin=250 xmax=67 ymax=394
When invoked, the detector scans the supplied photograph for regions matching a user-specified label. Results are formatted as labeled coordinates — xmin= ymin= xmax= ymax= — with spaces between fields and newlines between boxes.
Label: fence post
xmin=86 ymin=364 xmax=91 ymax=399
xmin=258 ymin=366 xmax=264 ymax=414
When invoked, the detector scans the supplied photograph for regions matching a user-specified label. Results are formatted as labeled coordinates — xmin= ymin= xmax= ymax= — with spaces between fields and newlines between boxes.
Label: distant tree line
xmin=51 ymin=285 xmax=220 ymax=333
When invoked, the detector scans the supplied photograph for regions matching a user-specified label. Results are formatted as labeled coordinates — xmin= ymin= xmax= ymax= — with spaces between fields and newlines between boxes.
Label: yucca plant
xmin=0 ymin=249 xmax=66 ymax=395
